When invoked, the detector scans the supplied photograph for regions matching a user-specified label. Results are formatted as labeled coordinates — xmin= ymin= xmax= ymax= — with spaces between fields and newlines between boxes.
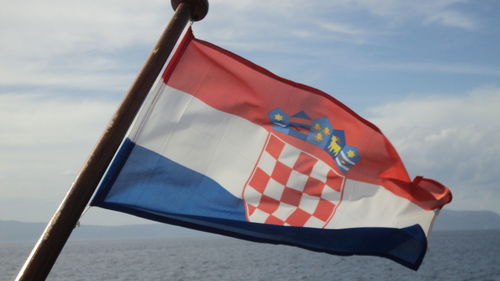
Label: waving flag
xmin=91 ymin=28 xmax=452 ymax=270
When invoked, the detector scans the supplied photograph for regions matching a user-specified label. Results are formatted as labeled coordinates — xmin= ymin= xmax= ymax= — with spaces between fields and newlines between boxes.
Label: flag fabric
xmin=91 ymin=28 xmax=452 ymax=270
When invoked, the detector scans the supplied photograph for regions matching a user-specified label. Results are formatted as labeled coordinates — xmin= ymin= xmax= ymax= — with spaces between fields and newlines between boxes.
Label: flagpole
xmin=15 ymin=1 xmax=208 ymax=280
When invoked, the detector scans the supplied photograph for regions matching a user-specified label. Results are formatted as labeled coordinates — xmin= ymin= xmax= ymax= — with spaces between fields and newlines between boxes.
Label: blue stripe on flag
xmin=91 ymin=139 xmax=247 ymax=221
xmin=91 ymin=139 xmax=427 ymax=270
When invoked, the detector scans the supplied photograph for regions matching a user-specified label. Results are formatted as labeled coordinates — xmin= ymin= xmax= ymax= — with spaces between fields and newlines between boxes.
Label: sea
xmin=1 ymin=230 xmax=499 ymax=281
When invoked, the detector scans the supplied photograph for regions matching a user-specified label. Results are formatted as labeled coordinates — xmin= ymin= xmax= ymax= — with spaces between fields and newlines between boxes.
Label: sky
xmin=0 ymin=0 xmax=499 ymax=225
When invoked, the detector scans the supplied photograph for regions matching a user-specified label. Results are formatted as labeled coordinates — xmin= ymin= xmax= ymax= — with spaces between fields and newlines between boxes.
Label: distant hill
xmin=0 ymin=220 xmax=205 ymax=243
xmin=1 ymin=209 xmax=499 ymax=242
xmin=433 ymin=209 xmax=500 ymax=231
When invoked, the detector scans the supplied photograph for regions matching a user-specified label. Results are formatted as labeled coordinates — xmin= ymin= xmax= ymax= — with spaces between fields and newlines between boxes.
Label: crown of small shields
xmin=269 ymin=108 xmax=360 ymax=173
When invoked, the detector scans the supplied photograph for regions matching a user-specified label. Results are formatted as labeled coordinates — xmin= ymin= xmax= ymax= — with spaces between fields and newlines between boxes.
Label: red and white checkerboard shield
xmin=242 ymin=134 xmax=345 ymax=228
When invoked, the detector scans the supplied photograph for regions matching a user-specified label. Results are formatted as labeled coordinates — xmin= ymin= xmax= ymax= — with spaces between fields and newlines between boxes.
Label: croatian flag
xmin=91 ymin=28 xmax=452 ymax=270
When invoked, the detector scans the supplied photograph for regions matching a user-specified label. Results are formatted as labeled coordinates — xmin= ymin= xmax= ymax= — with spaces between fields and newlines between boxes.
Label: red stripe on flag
xmin=163 ymin=28 xmax=451 ymax=210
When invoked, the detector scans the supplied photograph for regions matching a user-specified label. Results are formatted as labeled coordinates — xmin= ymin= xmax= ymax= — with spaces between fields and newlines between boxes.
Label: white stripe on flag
xmin=131 ymin=84 xmax=267 ymax=199
xmin=329 ymin=180 xmax=436 ymax=235
xmin=131 ymin=85 xmax=436 ymax=233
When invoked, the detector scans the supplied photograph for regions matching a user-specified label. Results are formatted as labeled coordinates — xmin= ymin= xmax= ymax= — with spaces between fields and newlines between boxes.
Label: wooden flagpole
xmin=15 ymin=1 xmax=208 ymax=280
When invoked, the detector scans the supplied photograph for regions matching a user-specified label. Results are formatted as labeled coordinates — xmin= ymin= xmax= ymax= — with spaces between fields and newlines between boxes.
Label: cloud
xmin=366 ymin=86 xmax=500 ymax=211
xmin=0 ymin=93 xmax=156 ymax=224
xmin=334 ymin=0 xmax=477 ymax=30
xmin=0 ymin=0 xmax=167 ymax=56
xmin=425 ymin=9 xmax=478 ymax=30
xmin=0 ymin=93 xmax=116 ymax=147
xmin=0 ymin=0 xmax=483 ymax=93
xmin=0 ymin=0 xmax=169 ymax=91
xmin=0 ymin=93 xmax=117 ymax=201
xmin=320 ymin=23 xmax=367 ymax=36
xmin=194 ymin=0 xmax=479 ymax=49
xmin=370 ymin=62 xmax=500 ymax=76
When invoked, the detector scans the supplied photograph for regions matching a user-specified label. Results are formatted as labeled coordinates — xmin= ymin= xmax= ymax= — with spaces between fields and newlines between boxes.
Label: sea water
xmin=1 ymin=230 xmax=499 ymax=281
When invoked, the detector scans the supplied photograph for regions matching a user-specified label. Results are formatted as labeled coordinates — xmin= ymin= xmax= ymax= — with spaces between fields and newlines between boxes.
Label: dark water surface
xmin=1 ymin=230 xmax=499 ymax=281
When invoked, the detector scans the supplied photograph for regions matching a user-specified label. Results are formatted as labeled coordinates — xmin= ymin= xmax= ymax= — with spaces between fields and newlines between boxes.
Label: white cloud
xmin=425 ymin=10 xmax=478 ymax=30
xmin=0 ymin=0 xmax=483 ymax=92
xmin=367 ymin=86 xmax=500 ymax=212
xmin=333 ymin=0 xmax=477 ymax=30
xmin=0 ymin=93 xmax=117 ymax=202
xmin=0 ymin=93 xmax=157 ymax=223
xmin=196 ymin=0 xmax=479 ymax=49
xmin=0 ymin=94 xmax=116 ymax=147
xmin=0 ymin=65 xmax=134 ymax=91
xmin=320 ymin=23 xmax=367 ymax=36
xmin=371 ymin=62 xmax=500 ymax=76
xmin=0 ymin=0 xmax=167 ymax=56
xmin=0 ymin=0 xmax=169 ymax=91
